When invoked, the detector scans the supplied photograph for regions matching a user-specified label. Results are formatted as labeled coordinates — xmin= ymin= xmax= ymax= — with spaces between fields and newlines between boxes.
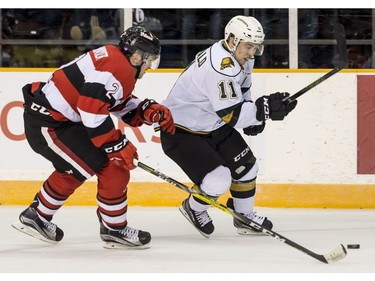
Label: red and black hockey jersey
xmin=26 ymin=45 xmax=142 ymax=148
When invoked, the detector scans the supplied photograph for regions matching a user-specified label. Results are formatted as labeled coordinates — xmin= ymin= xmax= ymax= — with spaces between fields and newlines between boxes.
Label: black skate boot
xmin=100 ymin=223 xmax=151 ymax=249
xmin=179 ymin=197 xmax=214 ymax=238
xmin=227 ymin=198 xmax=273 ymax=235
xmin=12 ymin=195 xmax=64 ymax=243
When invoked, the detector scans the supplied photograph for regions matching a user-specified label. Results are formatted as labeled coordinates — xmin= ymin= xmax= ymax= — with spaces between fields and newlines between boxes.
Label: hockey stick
xmin=134 ymin=159 xmax=347 ymax=264
xmin=283 ymin=23 xmax=348 ymax=104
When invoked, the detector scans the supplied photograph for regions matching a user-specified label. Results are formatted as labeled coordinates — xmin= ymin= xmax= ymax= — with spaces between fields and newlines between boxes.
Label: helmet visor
xmin=143 ymin=53 xmax=160 ymax=70
xmin=148 ymin=54 xmax=160 ymax=70
xmin=254 ymin=44 xmax=264 ymax=56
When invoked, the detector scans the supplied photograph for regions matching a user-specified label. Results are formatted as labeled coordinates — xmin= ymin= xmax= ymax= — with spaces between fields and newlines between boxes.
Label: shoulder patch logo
xmin=93 ymin=46 xmax=108 ymax=60
xmin=220 ymin=57 xmax=235 ymax=70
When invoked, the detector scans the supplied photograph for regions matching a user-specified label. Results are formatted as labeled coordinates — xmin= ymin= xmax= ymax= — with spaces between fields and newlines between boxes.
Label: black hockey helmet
xmin=119 ymin=26 xmax=161 ymax=57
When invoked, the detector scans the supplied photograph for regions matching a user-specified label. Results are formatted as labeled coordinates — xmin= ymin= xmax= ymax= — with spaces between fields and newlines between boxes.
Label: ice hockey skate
xmin=100 ymin=223 xmax=151 ymax=249
xmin=226 ymin=198 xmax=273 ymax=235
xmin=12 ymin=196 xmax=64 ymax=243
xmin=179 ymin=197 xmax=214 ymax=238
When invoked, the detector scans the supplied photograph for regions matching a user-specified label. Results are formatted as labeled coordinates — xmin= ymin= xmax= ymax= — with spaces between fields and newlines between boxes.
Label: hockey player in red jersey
xmin=159 ymin=16 xmax=297 ymax=238
xmin=12 ymin=26 xmax=175 ymax=249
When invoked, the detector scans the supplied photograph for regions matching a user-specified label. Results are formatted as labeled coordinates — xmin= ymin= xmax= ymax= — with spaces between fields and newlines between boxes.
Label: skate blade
xmin=103 ymin=241 xmax=151 ymax=250
xmin=178 ymin=206 xmax=211 ymax=239
xmin=237 ymin=227 xmax=268 ymax=236
xmin=11 ymin=221 xmax=58 ymax=244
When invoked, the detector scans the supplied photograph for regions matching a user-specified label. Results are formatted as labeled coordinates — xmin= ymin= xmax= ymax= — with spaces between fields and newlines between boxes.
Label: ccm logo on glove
xmin=102 ymin=135 xmax=138 ymax=170
xmin=255 ymin=92 xmax=297 ymax=121
xmin=103 ymin=137 xmax=128 ymax=153
xmin=262 ymin=97 xmax=270 ymax=120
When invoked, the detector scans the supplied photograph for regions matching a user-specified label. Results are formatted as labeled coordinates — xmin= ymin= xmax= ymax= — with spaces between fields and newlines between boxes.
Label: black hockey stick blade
xmin=284 ymin=23 xmax=348 ymax=104
xmin=134 ymin=159 xmax=347 ymax=264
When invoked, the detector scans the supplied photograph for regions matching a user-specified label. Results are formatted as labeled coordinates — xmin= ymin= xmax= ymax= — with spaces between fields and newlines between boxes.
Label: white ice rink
xmin=1 ymin=205 xmax=375 ymax=280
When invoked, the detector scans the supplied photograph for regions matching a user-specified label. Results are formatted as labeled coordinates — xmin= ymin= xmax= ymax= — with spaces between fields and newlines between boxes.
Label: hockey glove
xmin=243 ymin=122 xmax=266 ymax=136
xmin=139 ymin=99 xmax=176 ymax=134
xmin=102 ymin=135 xmax=138 ymax=170
xmin=255 ymin=92 xmax=297 ymax=121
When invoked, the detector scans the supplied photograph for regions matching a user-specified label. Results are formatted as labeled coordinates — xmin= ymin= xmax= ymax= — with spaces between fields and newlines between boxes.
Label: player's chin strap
xmin=135 ymin=66 xmax=142 ymax=79
xmin=133 ymin=159 xmax=347 ymax=264
xmin=133 ymin=62 xmax=145 ymax=79
xmin=222 ymin=39 xmax=236 ymax=55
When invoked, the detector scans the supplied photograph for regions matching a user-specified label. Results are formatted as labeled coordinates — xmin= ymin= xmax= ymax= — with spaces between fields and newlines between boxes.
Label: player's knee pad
xmin=236 ymin=161 xmax=259 ymax=182
xmin=200 ymin=165 xmax=231 ymax=197
xmin=230 ymin=162 xmax=259 ymax=198
xmin=232 ymin=156 xmax=258 ymax=181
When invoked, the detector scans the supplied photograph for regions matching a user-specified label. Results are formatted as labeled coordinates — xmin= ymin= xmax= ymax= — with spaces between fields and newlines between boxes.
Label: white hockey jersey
xmin=162 ymin=40 xmax=262 ymax=134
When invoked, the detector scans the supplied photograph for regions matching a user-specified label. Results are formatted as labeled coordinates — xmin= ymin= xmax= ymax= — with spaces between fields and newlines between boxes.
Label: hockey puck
xmin=347 ymin=244 xmax=360 ymax=249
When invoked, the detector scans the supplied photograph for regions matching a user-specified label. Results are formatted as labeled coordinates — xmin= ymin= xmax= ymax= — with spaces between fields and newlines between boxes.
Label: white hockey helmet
xmin=224 ymin=15 xmax=265 ymax=56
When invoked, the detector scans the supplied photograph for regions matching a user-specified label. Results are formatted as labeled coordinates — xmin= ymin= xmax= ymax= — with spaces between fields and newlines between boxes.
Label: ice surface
xmin=0 ymin=206 xmax=374 ymax=280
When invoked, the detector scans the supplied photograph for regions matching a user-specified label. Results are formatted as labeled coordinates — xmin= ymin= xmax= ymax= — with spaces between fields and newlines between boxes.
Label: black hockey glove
xmin=243 ymin=122 xmax=265 ymax=136
xmin=255 ymin=92 xmax=297 ymax=121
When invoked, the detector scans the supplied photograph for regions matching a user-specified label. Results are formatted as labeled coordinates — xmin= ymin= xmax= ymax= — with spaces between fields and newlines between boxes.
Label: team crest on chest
xmin=220 ymin=57 xmax=235 ymax=70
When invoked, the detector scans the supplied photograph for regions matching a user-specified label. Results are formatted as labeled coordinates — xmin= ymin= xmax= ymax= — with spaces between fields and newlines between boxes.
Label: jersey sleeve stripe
xmin=77 ymin=108 xmax=108 ymax=129
xmin=61 ymin=62 xmax=85 ymax=92
xmin=43 ymin=81 xmax=82 ymax=122
xmin=51 ymin=69 xmax=81 ymax=113
xmin=221 ymin=106 xmax=240 ymax=127
xmin=78 ymin=95 xmax=110 ymax=116
xmin=215 ymin=102 xmax=243 ymax=118
xmin=87 ymin=117 xmax=120 ymax=147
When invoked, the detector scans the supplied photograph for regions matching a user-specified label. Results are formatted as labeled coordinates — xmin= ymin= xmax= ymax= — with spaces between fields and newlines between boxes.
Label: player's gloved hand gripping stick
xmin=243 ymin=24 xmax=346 ymax=136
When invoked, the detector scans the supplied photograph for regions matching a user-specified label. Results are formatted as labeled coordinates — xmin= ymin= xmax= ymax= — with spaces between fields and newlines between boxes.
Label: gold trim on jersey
xmin=174 ymin=124 xmax=211 ymax=135
xmin=221 ymin=111 xmax=234 ymax=124
xmin=154 ymin=124 xmax=213 ymax=135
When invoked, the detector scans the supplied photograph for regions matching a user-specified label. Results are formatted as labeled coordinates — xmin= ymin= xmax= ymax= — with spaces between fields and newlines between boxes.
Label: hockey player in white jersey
xmin=159 ymin=15 xmax=297 ymax=237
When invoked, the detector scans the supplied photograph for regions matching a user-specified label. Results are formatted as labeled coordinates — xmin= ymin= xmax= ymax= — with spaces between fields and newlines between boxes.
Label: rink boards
xmin=1 ymin=181 xmax=375 ymax=208
xmin=2 ymin=68 xmax=375 ymax=208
